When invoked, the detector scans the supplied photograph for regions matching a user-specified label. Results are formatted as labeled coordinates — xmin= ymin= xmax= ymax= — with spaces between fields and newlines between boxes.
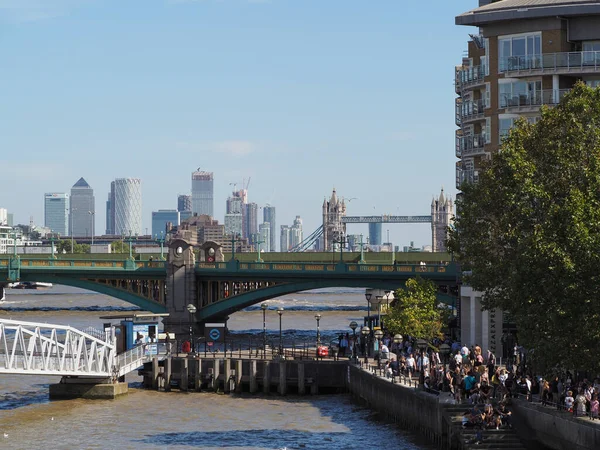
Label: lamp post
xmin=349 ymin=321 xmax=358 ymax=363
xmin=187 ymin=303 xmax=197 ymax=355
xmin=315 ymin=314 xmax=321 ymax=348
xmin=416 ymin=338 xmax=428 ymax=387
xmin=361 ymin=326 xmax=370 ymax=364
xmin=155 ymin=231 xmax=166 ymax=260
xmin=70 ymin=206 xmax=77 ymax=253
xmin=125 ymin=230 xmax=137 ymax=260
xmin=254 ymin=234 xmax=265 ymax=263
xmin=277 ymin=307 xmax=284 ymax=357
xmin=261 ymin=303 xmax=268 ymax=358
xmin=393 ymin=334 xmax=403 ymax=359
xmin=439 ymin=343 xmax=451 ymax=389
xmin=366 ymin=295 xmax=383 ymax=328
xmin=358 ymin=234 xmax=366 ymax=264
xmin=374 ymin=329 xmax=383 ymax=365
xmin=365 ymin=292 xmax=372 ymax=329
xmin=88 ymin=211 xmax=95 ymax=245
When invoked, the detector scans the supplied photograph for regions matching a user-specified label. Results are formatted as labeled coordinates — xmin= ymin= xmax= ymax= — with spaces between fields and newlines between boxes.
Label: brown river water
xmin=0 ymin=286 xmax=434 ymax=450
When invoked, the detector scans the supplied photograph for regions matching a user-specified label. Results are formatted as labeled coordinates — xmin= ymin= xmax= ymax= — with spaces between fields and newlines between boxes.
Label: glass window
xmin=485 ymin=118 xmax=491 ymax=144
xmin=586 ymin=79 xmax=600 ymax=88
xmin=583 ymin=41 xmax=600 ymax=52
xmin=499 ymin=34 xmax=541 ymax=71
xmin=513 ymin=38 xmax=526 ymax=56
xmin=499 ymin=118 xmax=516 ymax=143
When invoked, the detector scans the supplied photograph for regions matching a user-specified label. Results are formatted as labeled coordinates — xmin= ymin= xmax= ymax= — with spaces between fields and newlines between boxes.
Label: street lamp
xmin=315 ymin=314 xmax=322 ymax=348
xmin=88 ymin=211 xmax=95 ymax=245
xmin=365 ymin=293 xmax=372 ymax=328
xmin=393 ymin=334 xmax=403 ymax=358
xmin=70 ymin=206 xmax=77 ymax=253
xmin=366 ymin=295 xmax=383 ymax=328
xmin=416 ymin=338 xmax=428 ymax=387
xmin=349 ymin=321 xmax=358 ymax=363
xmin=374 ymin=329 xmax=383 ymax=365
xmin=187 ymin=303 xmax=197 ymax=354
xmin=261 ymin=303 xmax=268 ymax=358
xmin=277 ymin=307 xmax=284 ymax=357
xmin=439 ymin=343 xmax=451 ymax=386
xmin=361 ymin=326 xmax=370 ymax=364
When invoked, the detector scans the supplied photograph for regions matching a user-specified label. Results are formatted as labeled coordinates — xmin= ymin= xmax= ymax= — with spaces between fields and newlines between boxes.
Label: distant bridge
xmin=342 ymin=215 xmax=432 ymax=223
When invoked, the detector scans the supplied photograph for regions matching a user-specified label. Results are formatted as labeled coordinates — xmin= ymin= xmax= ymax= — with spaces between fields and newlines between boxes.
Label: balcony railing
xmin=457 ymin=98 xmax=486 ymax=125
xmin=456 ymin=167 xmax=479 ymax=189
xmin=456 ymin=64 xmax=487 ymax=91
xmin=499 ymin=89 xmax=570 ymax=110
xmin=456 ymin=133 xmax=487 ymax=158
xmin=500 ymin=51 xmax=600 ymax=75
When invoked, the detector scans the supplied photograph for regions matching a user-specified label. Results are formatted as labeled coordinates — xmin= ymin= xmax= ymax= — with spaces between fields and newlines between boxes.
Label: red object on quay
xmin=317 ymin=346 xmax=329 ymax=357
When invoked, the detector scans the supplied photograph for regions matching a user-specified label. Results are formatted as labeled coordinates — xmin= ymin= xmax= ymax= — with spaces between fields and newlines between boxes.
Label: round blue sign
xmin=209 ymin=328 xmax=221 ymax=341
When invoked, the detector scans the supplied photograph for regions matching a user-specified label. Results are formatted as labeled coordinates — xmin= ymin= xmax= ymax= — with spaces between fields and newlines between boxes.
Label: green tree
xmin=110 ymin=240 xmax=134 ymax=254
xmin=447 ymin=83 xmax=600 ymax=372
xmin=385 ymin=277 xmax=445 ymax=341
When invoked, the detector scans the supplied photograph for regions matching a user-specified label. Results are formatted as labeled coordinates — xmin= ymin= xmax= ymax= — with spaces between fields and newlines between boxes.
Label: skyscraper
xmin=368 ymin=223 xmax=382 ymax=246
xmin=152 ymin=210 xmax=180 ymax=237
xmin=177 ymin=194 xmax=192 ymax=212
xmin=259 ymin=222 xmax=271 ymax=252
xmin=291 ymin=215 xmax=303 ymax=249
xmin=191 ymin=170 xmax=214 ymax=216
xmin=44 ymin=193 xmax=69 ymax=236
xmin=280 ymin=225 xmax=291 ymax=252
xmin=244 ymin=202 xmax=258 ymax=243
xmin=70 ymin=177 xmax=95 ymax=237
xmin=110 ymin=178 xmax=142 ymax=236
xmin=106 ymin=192 xmax=113 ymax=235
xmin=263 ymin=205 xmax=276 ymax=251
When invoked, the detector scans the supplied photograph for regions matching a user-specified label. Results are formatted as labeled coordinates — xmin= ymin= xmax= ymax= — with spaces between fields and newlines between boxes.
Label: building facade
xmin=280 ymin=225 xmax=291 ymax=252
xmin=151 ymin=210 xmax=180 ymax=237
xmin=69 ymin=177 xmax=95 ymax=237
xmin=263 ymin=206 xmax=276 ymax=251
xmin=243 ymin=202 xmax=258 ymax=243
xmin=453 ymin=0 xmax=600 ymax=351
xmin=368 ymin=223 xmax=382 ymax=246
xmin=44 ymin=193 xmax=69 ymax=236
xmin=177 ymin=194 xmax=192 ymax=213
xmin=0 ymin=208 xmax=7 ymax=226
xmin=110 ymin=178 xmax=142 ymax=236
xmin=259 ymin=222 xmax=271 ymax=252
xmin=191 ymin=170 xmax=214 ymax=216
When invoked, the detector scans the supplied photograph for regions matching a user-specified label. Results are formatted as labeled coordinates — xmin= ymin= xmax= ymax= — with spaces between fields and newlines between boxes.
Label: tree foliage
xmin=110 ymin=240 xmax=133 ymax=254
xmin=55 ymin=240 xmax=90 ymax=254
xmin=385 ymin=277 xmax=445 ymax=341
xmin=447 ymin=83 xmax=600 ymax=372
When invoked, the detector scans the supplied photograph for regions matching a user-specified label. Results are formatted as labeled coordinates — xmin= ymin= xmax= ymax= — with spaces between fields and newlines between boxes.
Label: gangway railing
xmin=0 ymin=318 xmax=117 ymax=377
xmin=116 ymin=344 xmax=155 ymax=378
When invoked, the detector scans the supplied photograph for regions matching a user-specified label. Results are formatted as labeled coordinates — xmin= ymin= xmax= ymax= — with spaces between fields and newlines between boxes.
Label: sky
xmin=0 ymin=0 xmax=478 ymax=249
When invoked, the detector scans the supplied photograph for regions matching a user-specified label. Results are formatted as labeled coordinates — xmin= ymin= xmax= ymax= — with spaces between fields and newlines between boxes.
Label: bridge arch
xmin=197 ymin=278 xmax=455 ymax=322
xmin=17 ymin=275 xmax=167 ymax=313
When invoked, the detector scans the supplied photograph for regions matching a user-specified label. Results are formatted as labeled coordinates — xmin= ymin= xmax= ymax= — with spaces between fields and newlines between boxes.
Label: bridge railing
xmin=0 ymin=258 xmax=167 ymax=270
xmin=195 ymin=261 xmax=453 ymax=275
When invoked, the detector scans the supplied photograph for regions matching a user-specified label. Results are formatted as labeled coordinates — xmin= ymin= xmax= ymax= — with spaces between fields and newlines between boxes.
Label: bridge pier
xmin=249 ymin=360 xmax=258 ymax=393
xmin=49 ymin=377 xmax=128 ymax=400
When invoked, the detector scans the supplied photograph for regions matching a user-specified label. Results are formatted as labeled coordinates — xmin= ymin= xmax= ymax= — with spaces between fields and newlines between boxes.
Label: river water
xmin=0 ymin=286 xmax=433 ymax=450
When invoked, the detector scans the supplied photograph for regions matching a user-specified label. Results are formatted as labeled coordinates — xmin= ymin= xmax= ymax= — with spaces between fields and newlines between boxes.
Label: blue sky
xmin=0 ymin=0 xmax=477 ymax=248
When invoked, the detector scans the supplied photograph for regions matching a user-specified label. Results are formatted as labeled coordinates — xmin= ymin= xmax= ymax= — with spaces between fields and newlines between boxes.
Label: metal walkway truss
xmin=0 ymin=318 xmax=150 ymax=379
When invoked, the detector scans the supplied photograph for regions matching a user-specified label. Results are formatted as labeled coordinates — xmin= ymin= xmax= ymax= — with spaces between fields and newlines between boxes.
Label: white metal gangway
xmin=0 ymin=318 xmax=151 ymax=378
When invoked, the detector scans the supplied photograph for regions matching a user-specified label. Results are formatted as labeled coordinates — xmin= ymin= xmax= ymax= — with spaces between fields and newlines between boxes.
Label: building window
xmin=485 ymin=82 xmax=491 ymax=108
xmin=485 ymin=118 xmax=491 ymax=144
xmin=499 ymin=33 xmax=541 ymax=72
xmin=499 ymin=117 xmax=516 ymax=143
xmin=499 ymin=80 xmax=541 ymax=107
xmin=586 ymin=79 xmax=600 ymax=88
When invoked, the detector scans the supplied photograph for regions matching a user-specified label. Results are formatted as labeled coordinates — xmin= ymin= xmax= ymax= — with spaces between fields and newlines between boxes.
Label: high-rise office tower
xmin=291 ymin=215 xmax=303 ymax=249
xmin=368 ymin=222 xmax=382 ymax=246
xmin=177 ymin=194 xmax=192 ymax=213
xmin=259 ymin=222 xmax=271 ymax=252
xmin=44 ymin=193 xmax=69 ymax=236
xmin=106 ymin=192 xmax=113 ymax=234
xmin=69 ymin=177 xmax=95 ymax=237
xmin=280 ymin=225 xmax=291 ymax=252
xmin=152 ymin=210 xmax=180 ymax=237
xmin=244 ymin=202 xmax=258 ymax=243
xmin=191 ymin=170 xmax=214 ymax=216
xmin=263 ymin=205 xmax=276 ymax=251
xmin=0 ymin=208 xmax=7 ymax=226
xmin=110 ymin=178 xmax=142 ymax=236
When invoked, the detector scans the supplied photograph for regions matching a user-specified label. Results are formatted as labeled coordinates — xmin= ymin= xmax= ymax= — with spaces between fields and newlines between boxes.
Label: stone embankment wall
xmin=512 ymin=399 xmax=600 ymax=450
xmin=346 ymin=365 xmax=448 ymax=447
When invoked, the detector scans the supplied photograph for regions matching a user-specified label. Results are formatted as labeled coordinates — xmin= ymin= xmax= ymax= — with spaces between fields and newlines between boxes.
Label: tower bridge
xmin=314 ymin=188 xmax=453 ymax=253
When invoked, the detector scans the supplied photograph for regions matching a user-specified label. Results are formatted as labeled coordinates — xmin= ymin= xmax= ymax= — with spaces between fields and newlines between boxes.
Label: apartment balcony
xmin=500 ymin=52 xmax=600 ymax=77
xmin=456 ymin=98 xmax=486 ymax=125
xmin=455 ymin=64 xmax=487 ymax=92
xmin=456 ymin=132 xmax=487 ymax=158
xmin=456 ymin=166 xmax=479 ymax=189
xmin=500 ymin=89 xmax=570 ymax=113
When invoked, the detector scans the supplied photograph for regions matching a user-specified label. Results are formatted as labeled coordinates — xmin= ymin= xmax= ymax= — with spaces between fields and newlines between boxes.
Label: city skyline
xmin=0 ymin=0 xmax=473 ymax=249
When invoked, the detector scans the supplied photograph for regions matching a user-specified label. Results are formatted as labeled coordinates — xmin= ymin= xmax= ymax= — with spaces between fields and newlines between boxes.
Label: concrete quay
xmin=140 ymin=355 xmax=347 ymax=395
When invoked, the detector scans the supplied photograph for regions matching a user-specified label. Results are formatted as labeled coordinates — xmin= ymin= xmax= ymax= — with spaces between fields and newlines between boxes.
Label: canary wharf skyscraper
xmin=191 ymin=170 xmax=214 ymax=216
xmin=109 ymin=178 xmax=142 ymax=236
xmin=70 ymin=177 xmax=95 ymax=237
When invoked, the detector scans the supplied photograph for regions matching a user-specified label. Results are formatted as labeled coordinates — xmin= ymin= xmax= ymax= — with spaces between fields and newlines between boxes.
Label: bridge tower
xmin=431 ymin=188 xmax=454 ymax=252
xmin=322 ymin=188 xmax=346 ymax=251
xmin=162 ymin=238 xmax=198 ymax=338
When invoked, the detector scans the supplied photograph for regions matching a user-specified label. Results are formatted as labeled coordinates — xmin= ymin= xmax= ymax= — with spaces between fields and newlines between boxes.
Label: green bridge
xmin=0 ymin=244 xmax=458 ymax=334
